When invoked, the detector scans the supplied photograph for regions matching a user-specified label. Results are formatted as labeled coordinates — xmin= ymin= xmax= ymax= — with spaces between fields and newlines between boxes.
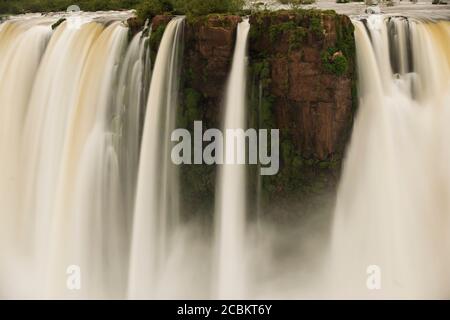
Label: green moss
xmin=267 ymin=19 xmax=310 ymax=50
xmin=149 ymin=22 xmax=168 ymax=62
xmin=269 ymin=21 xmax=296 ymax=42
xmin=262 ymin=134 xmax=338 ymax=199
xmin=260 ymin=95 xmax=276 ymax=129
xmin=289 ymin=26 xmax=307 ymax=50
xmin=252 ymin=60 xmax=271 ymax=87
xmin=184 ymin=88 xmax=202 ymax=125
xmin=310 ymin=14 xmax=324 ymax=38
xmin=252 ymin=9 xmax=336 ymax=54
xmin=335 ymin=16 xmax=355 ymax=63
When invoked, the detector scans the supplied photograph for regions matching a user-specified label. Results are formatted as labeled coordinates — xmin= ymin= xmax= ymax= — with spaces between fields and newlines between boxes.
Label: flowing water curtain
xmin=43 ymin=21 xmax=130 ymax=299
xmin=18 ymin=20 xmax=105 ymax=298
xmin=114 ymin=29 xmax=152 ymax=232
xmin=331 ymin=16 xmax=450 ymax=298
xmin=214 ymin=18 xmax=250 ymax=299
xmin=0 ymin=17 xmax=54 ymax=297
xmin=128 ymin=17 xmax=185 ymax=299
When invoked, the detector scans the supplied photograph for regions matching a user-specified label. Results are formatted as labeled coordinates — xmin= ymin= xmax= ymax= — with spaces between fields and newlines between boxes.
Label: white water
xmin=215 ymin=19 xmax=250 ymax=299
xmin=115 ymin=29 xmax=152 ymax=221
xmin=0 ymin=12 xmax=150 ymax=299
xmin=331 ymin=16 xmax=450 ymax=299
xmin=1 ymin=11 xmax=450 ymax=300
xmin=0 ymin=18 xmax=54 ymax=297
xmin=128 ymin=17 xmax=184 ymax=299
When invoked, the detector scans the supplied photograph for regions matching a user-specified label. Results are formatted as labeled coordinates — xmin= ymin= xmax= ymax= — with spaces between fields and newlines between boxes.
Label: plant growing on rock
xmin=136 ymin=0 xmax=245 ymax=20
xmin=172 ymin=0 xmax=244 ymax=16
xmin=321 ymin=47 xmax=349 ymax=76
xmin=136 ymin=0 xmax=174 ymax=21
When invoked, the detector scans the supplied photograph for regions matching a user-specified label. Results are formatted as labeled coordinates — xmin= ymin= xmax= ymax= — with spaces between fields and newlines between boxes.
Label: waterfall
xmin=0 ymin=18 xmax=53 ymax=297
xmin=0 ymin=12 xmax=148 ymax=299
xmin=128 ymin=17 xmax=185 ymax=299
xmin=1 ymin=9 xmax=450 ymax=300
xmin=114 ymin=29 xmax=152 ymax=229
xmin=331 ymin=16 xmax=450 ymax=299
xmin=35 ymin=20 xmax=129 ymax=299
xmin=215 ymin=19 xmax=250 ymax=299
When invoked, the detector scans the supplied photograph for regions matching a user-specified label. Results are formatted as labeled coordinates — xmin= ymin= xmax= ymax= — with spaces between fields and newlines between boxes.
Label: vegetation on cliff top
xmin=278 ymin=0 xmax=317 ymax=8
xmin=0 ymin=0 xmax=140 ymax=14
xmin=0 ymin=0 xmax=245 ymax=18
xmin=246 ymin=8 xmax=355 ymax=200
xmin=136 ymin=0 xmax=245 ymax=20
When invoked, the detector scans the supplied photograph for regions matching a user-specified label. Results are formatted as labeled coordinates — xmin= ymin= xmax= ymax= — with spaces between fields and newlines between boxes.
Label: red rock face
xmin=249 ymin=11 xmax=355 ymax=161
xmin=126 ymin=17 xmax=143 ymax=37
xmin=152 ymin=15 xmax=173 ymax=29
xmin=148 ymin=12 xmax=354 ymax=160
xmin=182 ymin=15 xmax=242 ymax=128
xmin=149 ymin=11 xmax=356 ymax=204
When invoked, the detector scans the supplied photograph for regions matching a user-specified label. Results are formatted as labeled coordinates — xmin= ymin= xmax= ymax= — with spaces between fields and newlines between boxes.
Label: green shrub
xmin=321 ymin=47 xmax=349 ymax=76
xmin=279 ymin=0 xmax=317 ymax=8
xmin=332 ymin=55 xmax=348 ymax=75
xmin=336 ymin=0 xmax=365 ymax=2
xmin=135 ymin=0 xmax=245 ymax=20
xmin=136 ymin=0 xmax=173 ymax=20
xmin=0 ymin=0 xmax=141 ymax=14
xmin=172 ymin=0 xmax=244 ymax=16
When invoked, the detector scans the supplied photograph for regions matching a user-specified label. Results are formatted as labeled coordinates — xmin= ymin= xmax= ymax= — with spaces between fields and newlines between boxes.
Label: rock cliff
xmin=132 ymin=9 xmax=357 ymax=216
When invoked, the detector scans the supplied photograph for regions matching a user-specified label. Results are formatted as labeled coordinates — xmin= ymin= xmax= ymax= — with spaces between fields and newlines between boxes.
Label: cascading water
xmin=115 ymin=28 xmax=152 ymax=221
xmin=1 ymin=8 xmax=450 ymax=300
xmin=128 ymin=17 xmax=184 ymax=299
xmin=215 ymin=19 xmax=250 ymax=299
xmin=0 ymin=17 xmax=54 ymax=296
xmin=331 ymin=16 xmax=450 ymax=299
xmin=0 ymin=11 xmax=149 ymax=299
xmin=48 ymin=20 xmax=130 ymax=299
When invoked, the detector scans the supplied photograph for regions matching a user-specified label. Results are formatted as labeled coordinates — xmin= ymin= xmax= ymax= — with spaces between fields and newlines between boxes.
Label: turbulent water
xmin=331 ymin=15 xmax=450 ymax=299
xmin=0 ymin=10 xmax=449 ymax=299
